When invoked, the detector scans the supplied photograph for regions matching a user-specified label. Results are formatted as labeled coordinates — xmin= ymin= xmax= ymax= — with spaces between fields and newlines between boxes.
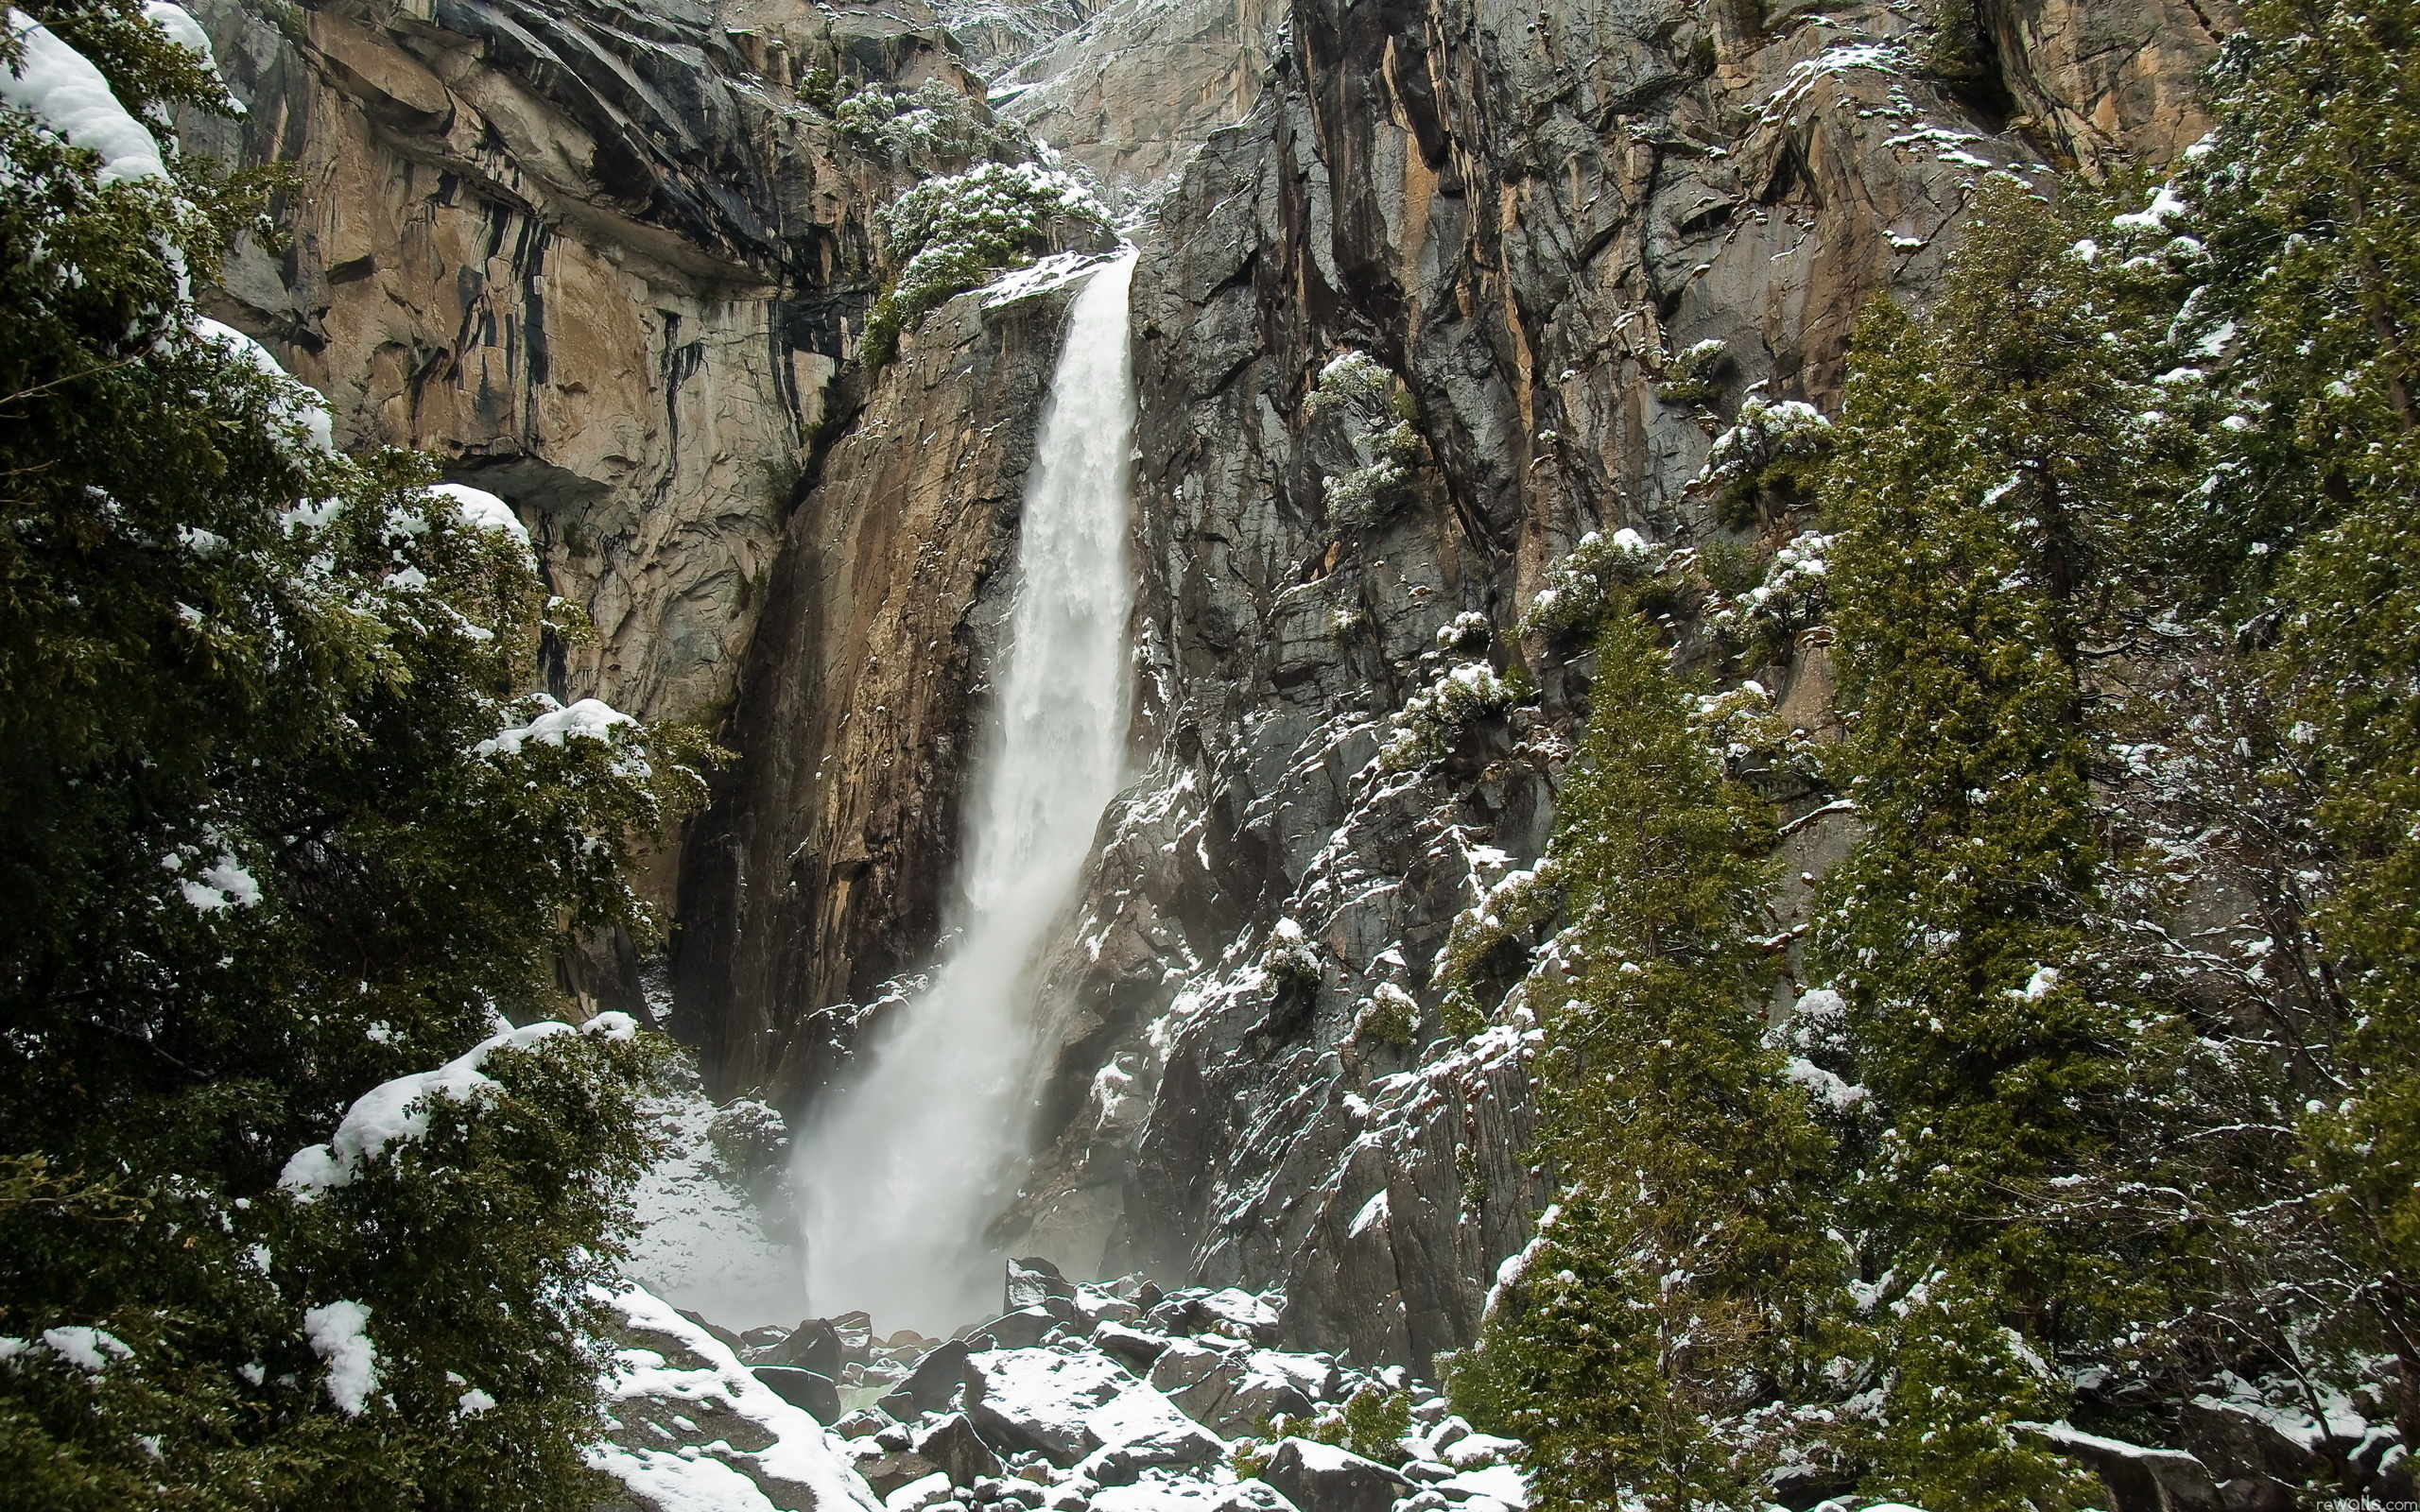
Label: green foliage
xmin=1307 ymin=352 xmax=1431 ymax=535
xmin=1351 ymin=985 xmax=1418 ymax=1048
xmin=1867 ymin=1277 xmax=2096 ymax=1511
xmin=2198 ymin=0 xmax=2420 ymax=1374
xmin=0 ymin=14 xmax=708 ymax=1506
xmin=1261 ymin=919 xmax=1322 ymax=997
xmin=1808 ymin=179 xmax=2213 ymax=1503
xmin=1376 ymin=660 xmax=1524 ymax=771
xmin=1461 ymin=608 xmax=1841 ymax=1512
xmin=1229 ymin=1437 xmax=1272 ymax=1481
xmin=1438 ymin=987 xmax=1488 ymax=1040
xmin=834 ymin=79 xmax=1028 ymax=167
xmin=793 ymin=66 xmax=847 ymax=116
xmin=1699 ymin=390 xmax=1835 ymax=532
xmin=1706 ymin=530 xmax=1834 ymax=669
xmin=1434 ymin=863 xmax=1563 ymax=992
xmin=1340 ymin=1383 xmax=1411 ymax=1460
xmin=1516 ymin=527 xmax=1664 ymax=642
xmin=1322 ymin=422 xmax=1424 ymax=532
xmin=1654 ymin=337 xmax=1731 ymax=405
xmin=862 ymin=161 xmax=1111 ymax=365
xmin=1302 ymin=350 xmax=1392 ymax=422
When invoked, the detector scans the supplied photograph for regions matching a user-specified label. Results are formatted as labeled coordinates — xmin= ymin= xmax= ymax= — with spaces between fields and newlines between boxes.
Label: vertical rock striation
xmin=179 ymin=0 xmax=987 ymax=724
xmin=672 ymin=265 xmax=1098 ymax=1105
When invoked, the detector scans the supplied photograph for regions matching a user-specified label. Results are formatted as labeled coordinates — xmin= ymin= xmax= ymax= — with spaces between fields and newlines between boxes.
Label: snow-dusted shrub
xmin=1698 ymin=390 xmax=1834 ymax=526
xmin=1340 ymin=1383 xmax=1412 ymax=1458
xmin=1378 ymin=660 xmax=1524 ymax=771
xmin=834 ymin=80 xmax=1026 ymax=166
xmin=863 ymin=161 xmax=1112 ymax=363
xmin=1322 ymin=424 xmax=1422 ymax=531
xmin=1302 ymin=350 xmax=1392 ymax=421
xmin=1261 ymin=918 xmax=1321 ymax=995
xmin=1689 ymin=677 xmax=1827 ymax=792
xmin=1352 ymin=982 xmax=1418 ymax=1047
xmin=1435 ymin=610 xmax=1491 ymax=653
xmin=1655 ymin=336 xmax=1732 ymax=404
xmin=706 ymin=1096 xmax=788 ymax=1179
xmin=1439 ymin=984 xmax=1488 ymax=1038
xmin=1434 ymin=861 xmax=1564 ymax=989
xmin=1707 ymin=529 xmax=1836 ymax=666
xmin=1517 ymin=527 xmax=1666 ymax=640
xmin=1306 ymin=351 xmax=1428 ymax=534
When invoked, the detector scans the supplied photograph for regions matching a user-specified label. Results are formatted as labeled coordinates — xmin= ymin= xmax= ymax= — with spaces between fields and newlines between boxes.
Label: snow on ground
xmin=621 ymin=1069 xmax=805 ymax=1330
xmin=591 ymin=1280 xmax=884 ymax=1512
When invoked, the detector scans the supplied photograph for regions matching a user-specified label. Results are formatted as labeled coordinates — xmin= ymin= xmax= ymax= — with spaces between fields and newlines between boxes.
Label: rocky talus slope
xmin=688 ymin=1257 xmax=1532 ymax=1512
xmin=595 ymin=1253 xmax=2401 ymax=1512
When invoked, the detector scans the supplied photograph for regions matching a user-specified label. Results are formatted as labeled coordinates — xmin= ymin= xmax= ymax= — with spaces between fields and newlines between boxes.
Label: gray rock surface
xmin=177 ymin=0 xmax=989 ymax=734
xmin=1264 ymin=1438 xmax=1409 ymax=1512
xmin=669 ymin=266 xmax=1091 ymax=1096
xmin=756 ymin=1364 xmax=848 ymax=1422
xmin=665 ymin=0 xmax=2226 ymax=1375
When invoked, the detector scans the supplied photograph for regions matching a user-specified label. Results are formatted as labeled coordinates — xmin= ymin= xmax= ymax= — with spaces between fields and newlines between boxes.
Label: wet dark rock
xmin=752 ymin=1366 xmax=844 ymax=1424
xmin=862 ymin=1450 xmax=946 ymax=1498
xmin=1008 ymin=1256 xmax=1080 ymax=1312
xmin=915 ymin=1412 xmax=1006 ymax=1486
xmin=760 ymin=1317 xmax=846 ymax=1379
xmin=971 ymin=1308 xmax=1060 ymax=1351
xmin=2178 ymin=1399 xmax=2327 ymax=1485
xmin=676 ymin=1308 xmax=746 ymax=1353
xmin=1093 ymin=1323 xmax=1169 ymax=1373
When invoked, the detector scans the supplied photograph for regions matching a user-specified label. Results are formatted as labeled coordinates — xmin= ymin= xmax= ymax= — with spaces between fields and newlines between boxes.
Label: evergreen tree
xmin=2198 ymin=0 xmax=2420 ymax=1438
xmin=1455 ymin=607 xmax=1841 ymax=1512
xmin=1811 ymin=178 xmax=2204 ymax=1510
xmin=0 ymin=4 xmax=708 ymax=1503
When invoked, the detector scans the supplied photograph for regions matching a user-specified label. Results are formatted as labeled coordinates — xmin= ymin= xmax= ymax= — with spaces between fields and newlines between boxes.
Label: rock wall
xmin=670 ymin=266 xmax=1095 ymax=1100
xmin=179 ymin=0 xmax=983 ymax=729
xmin=975 ymin=0 xmax=2232 ymax=1366
xmin=989 ymin=0 xmax=1285 ymax=189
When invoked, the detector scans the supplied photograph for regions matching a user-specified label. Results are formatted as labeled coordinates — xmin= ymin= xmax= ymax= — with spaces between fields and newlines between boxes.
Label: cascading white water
xmin=791 ymin=250 xmax=1139 ymax=1332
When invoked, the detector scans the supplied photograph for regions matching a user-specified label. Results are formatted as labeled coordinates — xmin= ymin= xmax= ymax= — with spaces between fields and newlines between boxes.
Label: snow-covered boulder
xmin=1148 ymin=1340 xmax=1329 ymax=1437
xmin=1262 ymin=1438 xmax=1409 ymax=1512
xmin=971 ymin=1307 xmax=1062 ymax=1350
xmin=967 ymin=1348 xmax=1206 ymax=1469
xmin=917 ymin=1412 xmax=1006 ymax=1486
xmin=589 ymin=1282 xmax=886 ymax=1512
xmin=1144 ymin=1289 xmax=1281 ymax=1345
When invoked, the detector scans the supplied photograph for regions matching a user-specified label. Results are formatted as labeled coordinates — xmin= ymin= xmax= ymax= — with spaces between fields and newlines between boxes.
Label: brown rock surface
xmin=178 ymin=0 xmax=986 ymax=727
xmin=671 ymin=266 xmax=1094 ymax=1101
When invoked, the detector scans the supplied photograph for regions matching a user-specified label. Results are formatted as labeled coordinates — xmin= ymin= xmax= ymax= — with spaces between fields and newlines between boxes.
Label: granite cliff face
xmin=671 ymin=266 xmax=1089 ymax=1101
xmin=178 ymin=0 xmax=985 ymax=729
xmin=192 ymin=0 xmax=2233 ymax=1370
xmin=961 ymin=0 xmax=2230 ymax=1365
xmin=989 ymin=0 xmax=2224 ymax=1364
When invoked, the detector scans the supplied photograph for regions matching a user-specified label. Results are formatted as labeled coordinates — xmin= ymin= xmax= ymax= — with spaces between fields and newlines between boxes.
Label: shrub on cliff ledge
xmin=862 ymin=161 xmax=1112 ymax=365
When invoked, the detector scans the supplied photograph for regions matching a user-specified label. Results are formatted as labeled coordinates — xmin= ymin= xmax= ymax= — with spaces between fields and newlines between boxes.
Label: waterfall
xmin=791 ymin=250 xmax=1140 ymax=1332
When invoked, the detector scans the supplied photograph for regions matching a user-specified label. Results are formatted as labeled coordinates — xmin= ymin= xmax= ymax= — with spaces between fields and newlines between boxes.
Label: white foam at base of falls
xmin=791 ymin=249 xmax=1140 ymax=1332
